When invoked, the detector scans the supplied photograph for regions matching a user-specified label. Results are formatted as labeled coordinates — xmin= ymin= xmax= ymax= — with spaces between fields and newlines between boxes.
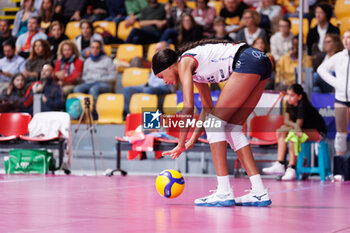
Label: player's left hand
xmin=162 ymin=144 xmax=187 ymax=159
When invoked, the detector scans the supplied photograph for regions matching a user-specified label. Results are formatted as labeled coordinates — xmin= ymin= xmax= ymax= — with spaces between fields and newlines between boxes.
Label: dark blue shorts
xmin=233 ymin=47 xmax=272 ymax=81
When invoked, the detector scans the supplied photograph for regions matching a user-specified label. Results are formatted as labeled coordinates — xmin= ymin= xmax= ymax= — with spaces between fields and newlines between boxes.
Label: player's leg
xmin=194 ymin=73 xmax=261 ymax=207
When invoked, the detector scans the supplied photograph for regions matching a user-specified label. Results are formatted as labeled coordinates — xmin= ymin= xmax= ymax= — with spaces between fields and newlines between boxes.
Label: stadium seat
xmin=339 ymin=17 xmax=350 ymax=36
xmin=0 ymin=113 xmax=31 ymax=141
xmin=93 ymin=21 xmax=116 ymax=37
xmin=122 ymin=67 xmax=150 ymax=87
xmin=129 ymin=93 xmax=158 ymax=114
xmin=104 ymin=45 xmax=112 ymax=56
xmin=334 ymin=0 xmax=350 ymax=20
xmin=310 ymin=17 xmax=338 ymax=28
xmin=116 ymin=44 xmax=143 ymax=62
xmin=208 ymin=1 xmax=222 ymax=16
xmin=147 ymin=43 xmax=175 ymax=61
xmin=218 ymin=81 xmax=227 ymax=90
xmin=96 ymin=93 xmax=124 ymax=124
xmin=162 ymin=93 xmax=177 ymax=115
xmin=248 ymin=114 xmax=284 ymax=145
xmin=117 ymin=20 xmax=141 ymax=41
xmin=65 ymin=21 xmax=81 ymax=40
xmin=289 ymin=17 xmax=309 ymax=43
xmin=184 ymin=1 xmax=196 ymax=9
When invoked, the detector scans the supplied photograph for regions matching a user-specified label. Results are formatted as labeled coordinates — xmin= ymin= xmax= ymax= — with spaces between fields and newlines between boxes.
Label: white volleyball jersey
xmin=179 ymin=43 xmax=245 ymax=83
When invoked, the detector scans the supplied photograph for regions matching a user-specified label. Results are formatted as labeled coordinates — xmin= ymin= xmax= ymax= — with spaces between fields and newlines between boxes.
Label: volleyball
xmin=155 ymin=169 xmax=185 ymax=198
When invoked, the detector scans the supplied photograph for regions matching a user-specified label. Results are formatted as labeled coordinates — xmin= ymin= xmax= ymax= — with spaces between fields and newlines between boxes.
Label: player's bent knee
xmin=225 ymin=123 xmax=249 ymax=151
xmin=205 ymin=114 xmax=227 ymax=144
xmin=335 ymin=132 xmax=347 ymax=153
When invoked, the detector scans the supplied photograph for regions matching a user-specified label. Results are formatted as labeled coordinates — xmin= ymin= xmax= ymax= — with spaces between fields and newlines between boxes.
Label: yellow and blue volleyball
xmin=155 ymin=169 xmax=185 ymax=198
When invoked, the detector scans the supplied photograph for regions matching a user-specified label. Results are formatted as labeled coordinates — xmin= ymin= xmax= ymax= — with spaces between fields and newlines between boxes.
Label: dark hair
xmin=316 ymin=3 xmax=333 ymax=22
xmin=80 ymin=19 xmax=94 ymax=31
xmin=252 ymin=36 xmax=269 ymax=53
xmin=325 ymin=33 xmax=344 ymax=53
xmin=28 ymin=39 xmax=51 ymax=60
xmin=11 ymin=73 xmax=26 ymax=95
xmin=287 ymin=84 xmax=307 ymax=99
xmin=2 ymin=40 xmax=15 ymax=49
xmin=39 ymin=0 xmax=55 ymax=22
xmin=280 ymin=18 xmax=291 ymax=28
xmin=29 ymin=16 xmax=40 ymax=25
xmin=152 ymin=39 xmax=232 ymax=75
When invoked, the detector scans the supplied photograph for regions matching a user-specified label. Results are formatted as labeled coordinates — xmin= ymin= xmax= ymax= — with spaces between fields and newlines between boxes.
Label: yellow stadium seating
xmin=289 ymin=17 xmax=309 ymax=43
xmin=96 ymin=93 xmax=124 ymax=124
xmin=122 ymin=68 xmax=150 ymax=87
xmin=116 ymin=44 xmax=143 ymax=62
xmin=334 ymin=0 xmax=350 ymax=20
xmin=208 ymin=1 xmax=222 ymax=16
xmin=146 ymin=43 xmax=175 ymax=61
xmin=163 ymin=94 xmax=177 ymax=115
xmin=104 ymin=45 xmax=112 ymax=56
xmin=129 ymin=94 xmax=158 ymax=114
xmin=339 ymin=17 xmax=350 ymax=36
xmin=93 ymin=21 xmax=116 ymax=37
xmin=310 ymin=17 xmax=338 ymax=28
xmin=117 ymin=20 xmax=141 ymax=41
xmin=65 ymin=21 xmax=81 ymax=40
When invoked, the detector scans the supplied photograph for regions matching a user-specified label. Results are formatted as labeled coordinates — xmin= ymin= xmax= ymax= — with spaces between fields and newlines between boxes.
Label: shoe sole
xmin=262 ymin=171 xmax=285 ymax=175
xmin=235 ymin=200 xmax=272 ymax=207
xmin=195 ymin=199 xmax=235 ymax=207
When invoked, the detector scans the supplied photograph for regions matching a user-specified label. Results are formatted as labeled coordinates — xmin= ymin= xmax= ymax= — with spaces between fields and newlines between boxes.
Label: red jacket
xmin=53 ymin=57 xmax=83 ymax=84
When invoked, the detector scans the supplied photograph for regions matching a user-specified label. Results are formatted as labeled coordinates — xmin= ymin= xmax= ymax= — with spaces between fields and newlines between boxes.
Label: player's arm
xmin=162 ymin=56 xmax=196 ymax=159
xmin=186 ymin=82 xmax=213 ymax=148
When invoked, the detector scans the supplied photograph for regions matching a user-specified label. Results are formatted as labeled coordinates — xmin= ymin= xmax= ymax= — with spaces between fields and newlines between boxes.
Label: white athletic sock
xmin=249 ymin=174 xmax=265 ymax=193
xmin=216 ymin=175 xmax=232 ymax=193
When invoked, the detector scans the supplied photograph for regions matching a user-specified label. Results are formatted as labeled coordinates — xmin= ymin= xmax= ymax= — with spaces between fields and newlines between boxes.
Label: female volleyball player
xmin=152 ymin=39 xmax=272 ymax=207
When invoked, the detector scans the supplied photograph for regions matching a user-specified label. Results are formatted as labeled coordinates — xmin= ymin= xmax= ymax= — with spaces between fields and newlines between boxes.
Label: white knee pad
xmin=225 ymin=123 xmax=249 ymax=151
xmin=205 ymin=114 xmax=227 ymax=144
xmin=335 ymin=132 xmax=347 ymax=153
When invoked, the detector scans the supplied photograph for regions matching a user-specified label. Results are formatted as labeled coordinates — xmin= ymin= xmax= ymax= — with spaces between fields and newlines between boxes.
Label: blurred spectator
xmin=23 ymin=63 xmax=64 ymax=114
xmin=270 ymin=19 xmax=294 ymax=62
xmin=236 ymin=10 xmax=267 ymax=46
xmin=55 ymin=0 xmax=88 ymax=25
xmin=256 ymin=0 xmax=281 ymax=33
xmin=53 ymin=40 xmax=83 ymax=96
xmin=0 ymin=73 xmax=27 ymax=112
xmin=126 ymin=0 xmax=167 ymax=45
xmin=0 ymin=20 xmax=16 ymax=58
xmin=177 ymin=13 xmax=203 ymax=46
xmin=252 ymin=36 xmax=275 ymax=89
xmin=74 ymin=19 xmax=103 ymax=59
xmin=262 ymin=84 xmax=327 ymax=180
xmin=306 ymin=3 xmax=340 ymax=55
xmin=47 ymin=21 xmax=69 ymax=62
xmin=275 ymin=36 xmax=312 ymax=90
xmin=252 ymin=37 xmax=274 ymax=68
xmin=123 ymin=0 xmax=149 ymax=28
xmin=220 ymin=0 xmax=248 ymax=37
xmin=39 ymin=0 xmax=62 ymax=33
xmin=34 ymin=0 xmax=43 ymax=11
xmin=0 ymin=41 xmax=26 ymax=94
xmin=159 ymin=0 xmax=192 ymax=44
xmin=312 ymin=33 xmax=343 ymax=93
xmin=191 ymin=0 xmax=216 ymax=38
xmin=23 ymin=39 xmax=52 ymax=83
xmin=12 ymin=0 xmax=38 ymax=37
xmin=74 ymin=40 xmax=116 ymax=104
xmin=84 ymin=0 xmax=108 ymax=22
xmin=123 ymin=41 xmax=173 ymax=115
xmin=104 ymin=0 xmax=126 ymax=24
xmin=210 ymin=16 xmax=233 ymax=41
xmin=16 ymin=17 xmax=48 ymax=59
